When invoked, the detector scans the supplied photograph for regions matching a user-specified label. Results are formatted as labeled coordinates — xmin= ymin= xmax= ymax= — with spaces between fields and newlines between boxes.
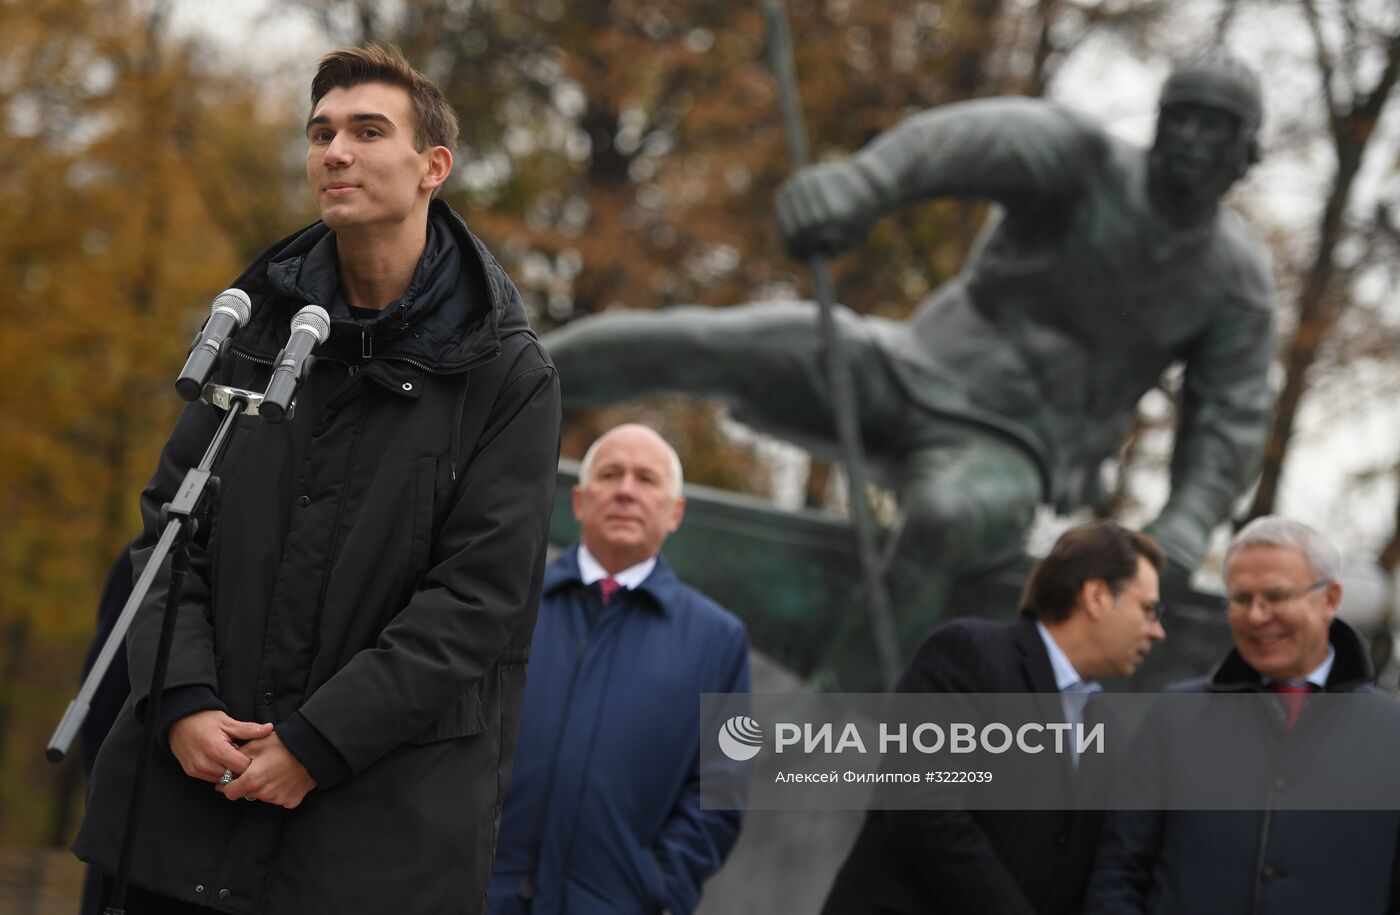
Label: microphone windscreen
xmin=210 ymin=288 xmax=252 ymax=326
xmin=290 ymin=304 xmax=331 ymax=343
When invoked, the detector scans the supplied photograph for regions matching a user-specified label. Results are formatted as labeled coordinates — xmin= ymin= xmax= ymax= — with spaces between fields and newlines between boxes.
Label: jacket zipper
xmin=382 ymin=346 xmax=502 ymax=374
xmin=237 ymin=346 xmax=363 ymax=386
xmin=235 ymin=342 xmax=501 ymax=377
xmin=233 ymin=349 xmax=274 ymax=367
xmin=381 ymin=353 xmax=433 ymax=373
xmin=236 ymin=341 xmax=495 ymax=462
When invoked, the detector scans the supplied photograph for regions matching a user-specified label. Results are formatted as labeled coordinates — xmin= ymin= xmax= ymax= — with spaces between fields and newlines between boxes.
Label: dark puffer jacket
xmin=74 ymin=199 xmax=561 ymax=914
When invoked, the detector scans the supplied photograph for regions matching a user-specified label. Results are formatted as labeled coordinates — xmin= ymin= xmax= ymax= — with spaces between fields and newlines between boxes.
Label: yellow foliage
xmin=0 ymin=2 xmax=294 ymax=648
xmin=0 ymin=0 xmax=313 ymax=847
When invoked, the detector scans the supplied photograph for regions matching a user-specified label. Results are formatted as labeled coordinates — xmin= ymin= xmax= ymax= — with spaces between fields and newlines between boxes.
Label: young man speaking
xmin=75 ymin=45 xmax=560 ymax=914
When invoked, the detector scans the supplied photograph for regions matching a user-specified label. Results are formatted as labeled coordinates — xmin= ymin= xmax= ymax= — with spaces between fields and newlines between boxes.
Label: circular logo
xmin=717 ymin=715 xmax=763 ymax=761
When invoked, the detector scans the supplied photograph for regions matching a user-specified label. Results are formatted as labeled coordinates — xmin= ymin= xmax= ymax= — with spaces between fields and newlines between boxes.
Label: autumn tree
xmin=0 ymin=0 xmax=296 ymax=844
xmin=1245 ymin=0 xmax=1400 ymax=521
xmin=273 ymin=0 xmax=1172 ymax=505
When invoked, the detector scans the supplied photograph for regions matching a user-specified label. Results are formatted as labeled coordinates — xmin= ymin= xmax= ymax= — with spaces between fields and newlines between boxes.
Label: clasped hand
xmin=168 ymin=710 xmax=317 ymax=809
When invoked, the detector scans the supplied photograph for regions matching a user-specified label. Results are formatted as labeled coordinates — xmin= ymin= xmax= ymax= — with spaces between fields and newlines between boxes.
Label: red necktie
xmin=1270 ymin=682 xmax=1318 ymax=730
xmin=599 ymin=577 xmax=621 ymax=605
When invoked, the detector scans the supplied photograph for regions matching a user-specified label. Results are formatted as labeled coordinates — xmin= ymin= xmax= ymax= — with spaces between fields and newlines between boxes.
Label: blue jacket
xmin=489 ymin=546 xmax=750 ymax=915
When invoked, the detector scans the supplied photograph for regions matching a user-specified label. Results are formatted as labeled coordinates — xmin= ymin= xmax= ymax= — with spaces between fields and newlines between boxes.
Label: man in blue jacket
xmin=489 ymin=423 xmax=751 ymax=914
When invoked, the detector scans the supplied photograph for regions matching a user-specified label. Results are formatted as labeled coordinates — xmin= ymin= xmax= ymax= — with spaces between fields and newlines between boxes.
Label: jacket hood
xmin=1207 ymin=617 xmax=1375 ymax=693
xmin=229 ymin=198 xmax=532 ymax=373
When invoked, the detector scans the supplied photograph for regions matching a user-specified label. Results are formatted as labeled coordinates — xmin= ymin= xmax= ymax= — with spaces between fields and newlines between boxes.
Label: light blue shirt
xmin=1036 ymin=620 xmax=1090 ymax=694
xmin=576 ymin=543 xmax=656 ymax=592
xmin=1037 ymin=621 xmax=1102 ymax=765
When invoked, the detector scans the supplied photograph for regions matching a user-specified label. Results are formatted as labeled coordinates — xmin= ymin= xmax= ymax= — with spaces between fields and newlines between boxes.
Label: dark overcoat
xmin=1085 ymin=619 xmax=1400 ymax=915
xmin=74 ymin=199 xmax=561 ymax=914
xmin=821 ymin=616 xmax=1107 ymax=915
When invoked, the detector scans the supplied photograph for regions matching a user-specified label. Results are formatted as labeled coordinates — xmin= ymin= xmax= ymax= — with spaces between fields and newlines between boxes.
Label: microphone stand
xmin=46 ymin=384 xmax=287 ymax=915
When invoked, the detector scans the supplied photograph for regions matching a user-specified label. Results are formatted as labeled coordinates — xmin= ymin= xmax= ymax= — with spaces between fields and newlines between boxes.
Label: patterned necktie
xmin=1269 ymin=681 xmax=1318 ymax=730
xmin=599 ymin=577 xmax=621 ymax=605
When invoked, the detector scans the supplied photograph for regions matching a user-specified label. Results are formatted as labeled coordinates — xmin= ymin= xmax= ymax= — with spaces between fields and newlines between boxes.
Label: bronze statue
xmin=546 ymin=53 xmax=1275 ymax=652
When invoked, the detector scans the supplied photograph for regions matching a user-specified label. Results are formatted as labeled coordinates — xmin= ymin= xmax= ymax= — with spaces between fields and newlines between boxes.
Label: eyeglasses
xmin=1141 ymin=601 xmax=1166 ymax=625
xmin=1113 ymin=589 xmax=1164 ymax=626
xmin=1225 ymin=579 xmax=1330 ymax=614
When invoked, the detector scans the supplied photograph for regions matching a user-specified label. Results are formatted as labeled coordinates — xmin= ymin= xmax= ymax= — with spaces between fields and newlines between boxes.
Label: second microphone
xmin=259 ymin=305 xmax=331 ymax=423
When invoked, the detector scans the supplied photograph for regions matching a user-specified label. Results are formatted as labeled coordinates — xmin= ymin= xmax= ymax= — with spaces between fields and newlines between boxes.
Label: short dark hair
xmin=1019 ymin=522 xmax=1164 ymax=622
xmin=310 ymin=43 xmax=459 ymax=153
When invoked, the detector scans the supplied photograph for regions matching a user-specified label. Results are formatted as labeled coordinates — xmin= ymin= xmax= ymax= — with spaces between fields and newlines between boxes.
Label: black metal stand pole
xmin=761 ymin=0 xmax=902 ymax=689
xmin=47 ymin=392 xmax=249 ymax=915
xmin=104 ymin=533 xmax=189 ymax=915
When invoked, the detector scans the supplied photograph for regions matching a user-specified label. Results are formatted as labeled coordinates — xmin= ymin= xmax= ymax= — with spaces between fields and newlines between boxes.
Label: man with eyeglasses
xmin=1086 ymin=515 xmax=1400 ymax=914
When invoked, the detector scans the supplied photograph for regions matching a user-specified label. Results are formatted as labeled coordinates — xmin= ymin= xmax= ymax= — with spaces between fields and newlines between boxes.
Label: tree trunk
xmin=1245 ymin=150 xmax=1359 ymax=519
xmin=946 ymin=0 xmax=1007 ymax=99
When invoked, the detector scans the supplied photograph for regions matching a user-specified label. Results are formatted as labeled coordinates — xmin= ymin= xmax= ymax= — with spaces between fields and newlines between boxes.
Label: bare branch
xmin=1027 ymin=0 xmax=1062 ymax=98
xmin=1379 ymin=461 xmax=1400 ymax=571
xmin=1340 ymin=0 xmax=1363 ymax=102
xmin=1214 ymin=0 xmax=1240 ymax=45
xmin=1300 ymin=0 xmax=1344 ymax=135
xmin=1354 ymin=26 xmax=1400 ymax=137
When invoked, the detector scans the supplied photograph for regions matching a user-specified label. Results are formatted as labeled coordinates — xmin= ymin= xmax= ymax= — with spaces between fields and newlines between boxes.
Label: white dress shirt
xmin=576 ymin=543 xmax=656 ymax=592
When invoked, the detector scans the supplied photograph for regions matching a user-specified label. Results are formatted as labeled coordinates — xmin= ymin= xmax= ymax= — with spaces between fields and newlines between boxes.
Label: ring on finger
xmin=219 ymin=768 xmax=234 ymax=787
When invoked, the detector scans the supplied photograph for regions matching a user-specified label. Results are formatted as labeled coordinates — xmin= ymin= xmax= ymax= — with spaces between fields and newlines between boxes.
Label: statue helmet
xmin=1158 ymin=51 xmax=1264 ymax=164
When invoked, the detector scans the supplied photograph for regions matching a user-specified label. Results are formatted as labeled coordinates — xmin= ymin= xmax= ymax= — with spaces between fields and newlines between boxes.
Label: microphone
xmin=175 ymin=288 xmax=253 ymax=401
xmin=258 ymin=305 xmax=331 ymax=423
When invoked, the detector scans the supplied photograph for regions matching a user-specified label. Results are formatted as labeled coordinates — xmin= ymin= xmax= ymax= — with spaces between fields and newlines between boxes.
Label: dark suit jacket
xmin=821 ymin=616 xmax=1103 ymax=915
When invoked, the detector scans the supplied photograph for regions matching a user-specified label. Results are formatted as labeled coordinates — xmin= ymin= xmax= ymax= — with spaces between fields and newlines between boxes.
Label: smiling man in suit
xmin=822 ymin=521 xmax=1166 ymax=914
xmin=1085 ymin=516 xmax=1400 ymax=915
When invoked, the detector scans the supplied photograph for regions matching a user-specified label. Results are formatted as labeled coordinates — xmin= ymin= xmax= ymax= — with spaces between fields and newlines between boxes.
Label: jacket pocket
xmin=405 ymin=685 xmax=485 ymax=744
